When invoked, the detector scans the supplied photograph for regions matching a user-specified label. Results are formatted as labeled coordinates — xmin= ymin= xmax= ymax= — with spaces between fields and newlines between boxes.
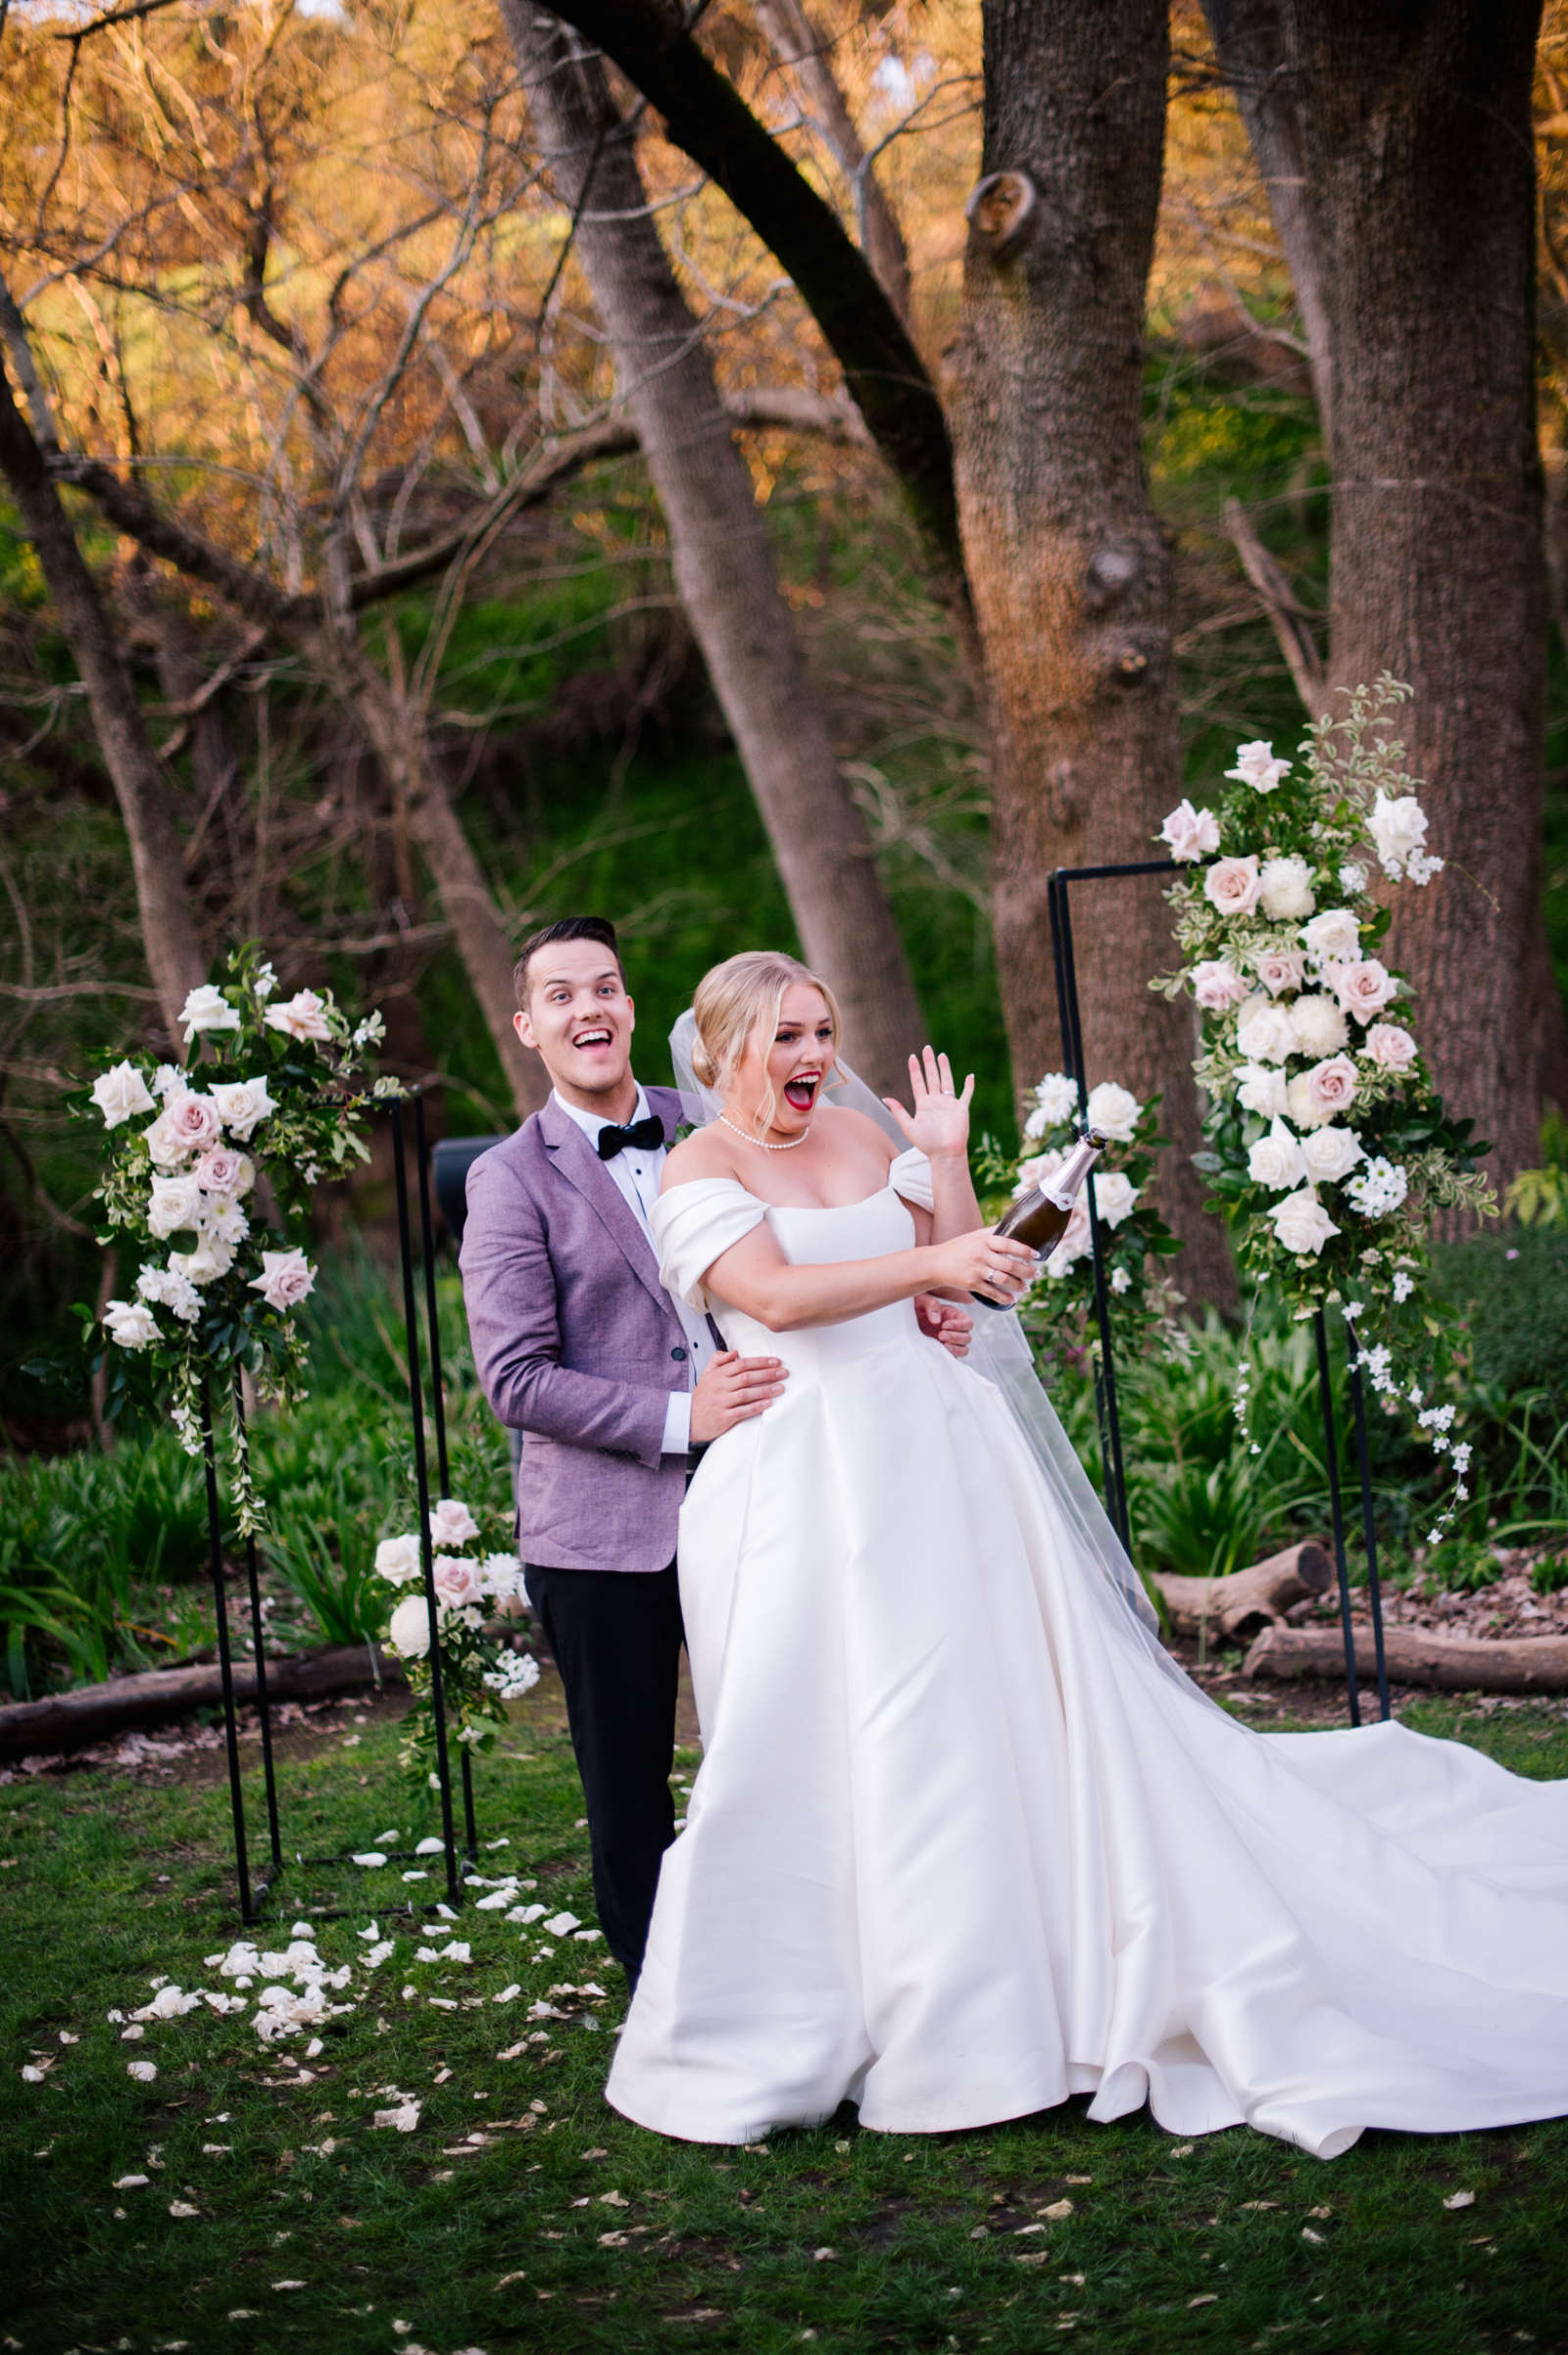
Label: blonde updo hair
xmin=691 ymin=951 xmax=843 ymax=1126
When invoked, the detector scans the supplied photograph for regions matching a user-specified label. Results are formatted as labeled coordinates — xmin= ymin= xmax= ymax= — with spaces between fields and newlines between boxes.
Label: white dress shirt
xmin=552 ymin=1085 xmax=715 ymax=1454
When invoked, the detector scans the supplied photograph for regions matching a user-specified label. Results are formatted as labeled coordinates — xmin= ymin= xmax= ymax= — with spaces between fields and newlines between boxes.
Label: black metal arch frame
xmin=1047 ymin=859 xmax=1392 ymax=1729
xmin=200 ymin=1092 xmax=480 ymax=1923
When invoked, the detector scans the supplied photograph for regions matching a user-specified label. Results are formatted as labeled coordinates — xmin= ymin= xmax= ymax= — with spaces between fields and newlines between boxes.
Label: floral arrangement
xmin=81 ymin=944 xmax=402 ymax=1533
xmin=375 ymin=1496 xmax=539 ymax=1777
xmin=975 ymin=1075 xmax=1181 ymax=1354
xmin=1152 ymin=675 xmax=1491 ymax=1531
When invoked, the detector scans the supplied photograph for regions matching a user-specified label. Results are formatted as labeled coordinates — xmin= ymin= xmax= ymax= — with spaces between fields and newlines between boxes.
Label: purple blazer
xmin=459 ymin=1086 xmax=695 ymax=1573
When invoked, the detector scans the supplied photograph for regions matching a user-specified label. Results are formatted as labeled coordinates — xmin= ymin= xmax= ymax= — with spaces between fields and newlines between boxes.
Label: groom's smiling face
xmin=515 ymin=939 xmax=636 ymax=1103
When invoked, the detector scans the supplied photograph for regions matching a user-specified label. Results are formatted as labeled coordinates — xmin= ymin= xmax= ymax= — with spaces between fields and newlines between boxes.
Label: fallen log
xmin=1155 ymin=1541 xmax=1334 ymax=1643
xmin=1243 ymin=1623 xmax=1568 ymax=1694
xmin=0 ymin=1642 xmax=405 ymax=1759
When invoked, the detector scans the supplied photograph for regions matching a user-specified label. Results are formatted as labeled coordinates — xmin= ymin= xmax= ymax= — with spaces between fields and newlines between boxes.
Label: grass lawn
xmin=4 ymin=1690 xmax=1568 ymax=2355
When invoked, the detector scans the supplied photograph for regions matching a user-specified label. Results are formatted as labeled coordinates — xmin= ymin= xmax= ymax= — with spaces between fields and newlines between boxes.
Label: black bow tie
xmin=597 ymin=1112 xmax=666 ymax=1161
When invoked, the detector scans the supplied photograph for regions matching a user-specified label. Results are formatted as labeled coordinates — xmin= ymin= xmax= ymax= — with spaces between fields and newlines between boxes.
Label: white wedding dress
xmin=605 ymin=1155 xmax=1568 ymax=2159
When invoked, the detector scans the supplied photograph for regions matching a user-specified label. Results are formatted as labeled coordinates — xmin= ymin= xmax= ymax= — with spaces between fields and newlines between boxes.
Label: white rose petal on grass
xmin=1300 ymin=1127 xmax=1365 ymax=1187
xmin=510 ymin=1903 xmax=548 ymax=1926
xmin=1084 ymin=1082 xmax=1141 ymax=1144
xmin=1159 ymin=798 xmax=1221 ymax=862
xmin=210 ymin=1076 xmax=275 ymax=1141
xmin=543 ymin=1912 xmax=581 ymax=1938
xmin=104 ymin=1300 xmax=161 ymax=1351
xmin=1203 ymin=855 xmax=1261 ymax=917
xmin=1443 ymin=2189 xmax=1476 ymax=2210
xmin=373 ymin=2102 xmax=421 ymax=2132
xmin=248 ymin=1248 xmax=317 ymax=1313
xmin=1248 ymin=1119 xmax=1307 ymax=1194
xmin=1269 ymin=1188 xmax=1341 ymax=1258
xmin=1225 ymin=739 xmax=1292 ymax=794
xmin=178 ymin=983 xmax=241 ymax=1042
xmin=126 ymin=2061 xmax=158 ymax=2082
xmin=352 ymin=1852 xmax=388 ymax=1869
xmin=264 ymin=988 xmax=333 ymax=1043
xmin=114 ymin=2173 xmax=150 ymax=2189
xmin=1258 ymin=856 xmax=1316 ymax=921
xmin=168 ymin=2201 xmax=200 ymax=2220
xmin=92 ymin=1060 xmax=157 ymax=1128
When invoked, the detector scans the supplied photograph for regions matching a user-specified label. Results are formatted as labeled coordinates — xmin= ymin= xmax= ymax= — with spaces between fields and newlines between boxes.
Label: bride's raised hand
xmin=883 ymin=1046 xmax=975 ymax=1160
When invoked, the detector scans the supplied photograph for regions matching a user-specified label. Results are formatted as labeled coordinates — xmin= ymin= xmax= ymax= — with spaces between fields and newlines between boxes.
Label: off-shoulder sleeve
xmin=650 ymin=1178 xmax=768 ymax=1310
xmin=888 ymin=1147 xmax=935 ymax=1212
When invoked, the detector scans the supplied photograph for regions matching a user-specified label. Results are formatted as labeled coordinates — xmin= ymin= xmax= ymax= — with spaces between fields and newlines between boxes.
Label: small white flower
xmin=264 ymin=989 xmax=332 ymax=1044
xmin=1404 ymin=849 xmax=1445 ymax=885
xmin=1339 ymin=862 xmax=1368 ymax=896
xmin=480 ymin=1551 xmax=526 ymax=1603
xmin=254 ymin=961 xmax=278 ymax=1001
xmin=1109 ymin=1266 xmax=1132 ymax=1296
xmin=1160 ymin=799 xmax=1222 ymax=861
xmin=1225 ymin=739 xmax=1292 ymax=794
xmin=202 ymin=1199 xmax=250 ymax=1248
xmin=248 ymin=1248 xmax=316 ymax=1312
xmin=1347 ymin=1157 xmax=1409 ymax=1218
xmin=1084 ymin=1081 xmax=1141 ymax=1143
xmin=1258 ymin=856 xmax=1316 ymax=922
xmin=1392 ymin=1269 xmax=1416 ymax=1303
xmin=1027 ymin=1071 xmax=1080 ymax=1130
xmin=105 ymin=1298 xmax=161 ymax=1349
xmin=151 ymin=1062 xmax=183 ymax=1099
xmin=178 ymin=983 xmax=242 ymax=1044
xmin=92 ymin=1060 xmax=156 ymax=1128
xmin=374 ymin=1534 xmax=424 ymax=1588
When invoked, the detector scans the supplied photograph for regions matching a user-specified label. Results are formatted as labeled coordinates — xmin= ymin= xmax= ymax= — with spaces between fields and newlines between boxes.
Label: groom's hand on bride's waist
xmin=914 ymin=1296 xmax=973 ymax=1359
xmin=690 ymin=1349 xmax=788 ymax=1446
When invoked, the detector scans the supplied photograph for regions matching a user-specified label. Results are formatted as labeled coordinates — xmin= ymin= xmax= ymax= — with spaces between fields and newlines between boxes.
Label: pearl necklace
xmin=716 ymin=1110 xmax=811 ymax=1152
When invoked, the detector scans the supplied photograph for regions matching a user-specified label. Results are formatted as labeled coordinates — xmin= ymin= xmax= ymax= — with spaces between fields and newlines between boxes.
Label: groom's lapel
xmin=538 ymin=1094 xmax=671 ymax=1317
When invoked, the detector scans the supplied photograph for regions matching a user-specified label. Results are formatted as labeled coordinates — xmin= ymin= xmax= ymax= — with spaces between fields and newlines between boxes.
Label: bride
xmin=605 ymin=950 xmax=1568 ymax=2160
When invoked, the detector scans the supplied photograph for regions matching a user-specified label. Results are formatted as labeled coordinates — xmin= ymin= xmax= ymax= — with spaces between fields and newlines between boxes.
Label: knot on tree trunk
xmin=963 ymin=170 xmax=1038 ymax=263
xmin=1084 ymin=540 xmax=1144 ymax=612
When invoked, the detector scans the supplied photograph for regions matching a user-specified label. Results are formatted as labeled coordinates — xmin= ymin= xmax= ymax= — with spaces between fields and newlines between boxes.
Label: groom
xmin=459 ymin=915 xmax=788 ymax=1986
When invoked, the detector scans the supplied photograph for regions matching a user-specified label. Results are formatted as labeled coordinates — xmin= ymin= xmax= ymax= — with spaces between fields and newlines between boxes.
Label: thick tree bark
xmin=0 ymin=355 xmax=205 ymax=1047
xmin=1244 ymin=1621 xmax=1568 ymax=1693
xmin=1206 ymin=0 xmax=1552 ymax=1196
xmin=945 ymin=0 xmax=1229 ymax=1300
xmin=1155 ymin=1539 xmax=1333 ymax=1641
xmin=751 ymin=0 xmax=913 ymax=325
xmin=509 ymin=8 xmax=926 ymax=1096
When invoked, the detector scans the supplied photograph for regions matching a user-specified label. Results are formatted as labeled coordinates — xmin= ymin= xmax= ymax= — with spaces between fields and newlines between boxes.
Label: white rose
xmin=1084 ymin=1081 xmax=1141 ymax=1143
xmin=104 ymin=1298 xmax=161 ymax=1349
xmin=1247 ymin=1117 xmax=1306 ymax=1193
xmin=1251 ymin=948 xmax=1306 ymax=998
xmin=1289 ymin=1054 xmax=1358 ymax=1129
xmin=1224 ymin=739 xmax=1292 ymax=794
xmin=1191 ymin=958 xmax=1250 ymax=1011
xmin=1235 ymin=995 xmax=1295 ymax=1065
xmin=1013 ymin=1149 xmax=1065 ymax=1197
xmin=159 ymin=1091 xmax=222 ymax=1156
xmin=1258 ymin=856 xmax=1316 ymax=921
xmin=247 ymin=1248 xmax=316 ymax=1311
xmin=142 ymin=1108 xmax=189 ymax=1168
xmin=211 ymin=1077 xmax=275 ymax=1142
xmin=264 ymin=989 xmax=332 ymax=1044
xmin=1368 ymin=790 xmax=1429 ymax=879
xmin=193 ymin=1146 xmax=253 ymax=1196
xmin=171 ymin=1236 xmax=234 ymax=1286
xmin=147 ymin=1172 xmax=205 ymax=1240
xmin=432 ymin=1555 xmax=485 ymax=1611
xmin=1203 ymin=855 xmax=1261 ymax=916
xmin=375 ymin=1534 xmax=424 ymax=1587
xmin=1301 ymin=907 xmax=1361 ymax=966
xmin=178 ymin=983 xmax=242 ymax=1044
xmin=1269 ymin=1187 xmax=1341 ymax=1257
xmin=1361 ymin=1021 xmax=1418 ymax=1073
xmin=429 ymin=1497 xmax=481 ymax=1547
xmin=1235 ymin=1062 xmax=1288 ymax=1118
xmin=91 ymin=1060 xmax=156 ymax=1129
xmin=1299 ymin=1125 xmax=1365 ymax=1186
xmin=1092 ymin=1169 xmax=1139 ymax=1228
xmin=386 ymin=1595 xmax=433 ymax=1660
xmin=1289 ymin=993 xmax=1349 ymax=1059
xmin=1159 ymin=799 xmax=1221 ymax=861
xmin=1326 ymin=957 xmax=1398 ymax=1024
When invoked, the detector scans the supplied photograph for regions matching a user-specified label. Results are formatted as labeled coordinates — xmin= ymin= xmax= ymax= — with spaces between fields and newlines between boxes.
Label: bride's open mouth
xmin=783 ymin=1071 xmax=820 ymax=1112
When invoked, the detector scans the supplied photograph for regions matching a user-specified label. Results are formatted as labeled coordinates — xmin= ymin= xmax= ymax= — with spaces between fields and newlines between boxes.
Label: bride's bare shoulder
xmin=661 ymin=1125 xmax=745 ymax=1192
xmin=820 ymin=1101 xmax=899 ymax=1164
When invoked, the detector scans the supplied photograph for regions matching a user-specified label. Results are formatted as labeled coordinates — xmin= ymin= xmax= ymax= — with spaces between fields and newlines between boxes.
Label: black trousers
xmin=523 ymin=1560 xmax=684 ymax=1987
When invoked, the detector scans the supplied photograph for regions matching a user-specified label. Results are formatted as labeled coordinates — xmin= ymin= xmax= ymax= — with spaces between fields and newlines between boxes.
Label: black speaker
xmin=429 ymin=1134 xmax=505 ymax=1245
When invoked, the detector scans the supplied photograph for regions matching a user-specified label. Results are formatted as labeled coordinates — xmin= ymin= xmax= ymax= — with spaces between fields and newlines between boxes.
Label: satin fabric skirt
xmin=606 ymin=1313 xmax=1568 ymax=2158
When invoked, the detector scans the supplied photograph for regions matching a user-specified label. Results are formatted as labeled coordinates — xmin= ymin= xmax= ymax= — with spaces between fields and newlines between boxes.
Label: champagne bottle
xmin=974 ymin=1126 xmax=1108 ymax=1308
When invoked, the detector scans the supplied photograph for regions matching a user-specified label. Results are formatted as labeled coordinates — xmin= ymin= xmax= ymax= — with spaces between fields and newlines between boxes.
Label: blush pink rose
xmin=1159 ymin=799 xmax=1221 ymax=862
xmin=264 ymin=989 xmax=332 ymax=1044
xmin=1252 ymin=949 xmax=1307 ymax=999
xmin=1326 ymin=957 xmax=1398 ymax=1023
xmin=1203 ymin=855 xmax=1261 ymax=917
xmin=1299 ymin=1054 xmax=1358 ymax=1123
xmin=1191 ymin=958 xmax=1250 ymax=1011
xmin=247 ymin=1248 xmax=316 ymax=1311
xmin=158 ymin=1091 xmax=222 ymax=1156
xmin=431 ymin=1555 xmax=484 ymax=1611
xmin=1361 ymin=1021 xmax=1418 ymax=1073
xmin=193 ymin=1146 xmax=249 ymax=1195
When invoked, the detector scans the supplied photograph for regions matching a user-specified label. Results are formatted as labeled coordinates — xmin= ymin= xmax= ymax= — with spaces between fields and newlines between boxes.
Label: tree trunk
xmin=1206 ymin=0 xmax=1551 ymax=1199
xmin=1155 ymin=1539 xmax=1333 ymax=1642
xmin=944 ymin=0 xmax=1230 ymax=1300
xmin=751 ymin=0 xmax=913 ymax=325
xmin=0 ymin=354 xmax=205 ymax=1048
xmin=508 ymin=8 xmax=926 ymax=1097
xmin=1244 ymin=1621 xmax=1568 ymax=1694
xmin=318 ymin=630 xmax=549 ymax=1121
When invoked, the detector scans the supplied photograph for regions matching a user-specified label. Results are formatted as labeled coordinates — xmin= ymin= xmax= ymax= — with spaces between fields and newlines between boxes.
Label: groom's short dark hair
xmin=514 ymin=915 xmax=626 ymax=1007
